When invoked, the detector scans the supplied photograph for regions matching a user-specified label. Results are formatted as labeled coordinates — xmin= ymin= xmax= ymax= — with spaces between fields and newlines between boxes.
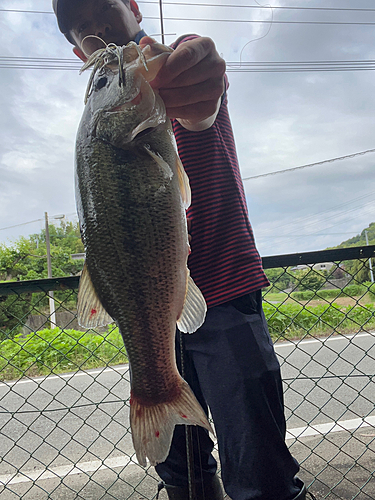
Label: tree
xmin=0 ymin=221 xmax=84 ymax=282
xmin=294 ymin=268 xmax=325 ymax=291
xmin=0 ymin=222 xmax=85 ymax=338
xmin=264 ymin=267 xmax=294 ymax=292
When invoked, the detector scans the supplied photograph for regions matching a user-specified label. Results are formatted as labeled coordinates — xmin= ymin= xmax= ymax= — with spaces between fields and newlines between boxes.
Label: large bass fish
xmin=75 ymin=41 xmax=211 ymax=467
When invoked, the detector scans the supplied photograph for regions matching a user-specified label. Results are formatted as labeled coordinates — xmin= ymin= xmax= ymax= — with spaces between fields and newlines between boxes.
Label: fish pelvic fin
xmin=177 ymin=272 xmax=207 ymax=334
xmin=77 ymin=262 xmax=113 ymax=328
xmin=130 ymin=379 xmax=213 ymax=467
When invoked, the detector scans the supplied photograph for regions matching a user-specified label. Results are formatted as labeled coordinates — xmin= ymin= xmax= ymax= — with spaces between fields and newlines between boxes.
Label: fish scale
xmin=75 ymin=41 xmax=212 ymax=466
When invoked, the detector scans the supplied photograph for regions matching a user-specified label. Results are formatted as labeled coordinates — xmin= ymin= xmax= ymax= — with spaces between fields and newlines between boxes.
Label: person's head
xmin=53 ymin=0 xmax=142 ymax=60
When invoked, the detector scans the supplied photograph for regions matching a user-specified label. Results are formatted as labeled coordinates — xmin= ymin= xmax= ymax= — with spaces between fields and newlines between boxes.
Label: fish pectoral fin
xmin=144 ymin=145 xmax=191 ymax=209
xmin=176 ymin=155 xmax=191 ymax=209
xmin=130 ymin=379 xmax=213 ymax=467
xmin=77 ymin=262 xmax=113 ymax=328
xmin=144 ymin=146 xmax=173 ymax=180
xmin=177 ymin=272 xmax=207 ymax=334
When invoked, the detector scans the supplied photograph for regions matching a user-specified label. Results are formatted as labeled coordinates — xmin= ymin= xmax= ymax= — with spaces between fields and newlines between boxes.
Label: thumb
xmin=139 ymin=36 xmax=157 ymax=49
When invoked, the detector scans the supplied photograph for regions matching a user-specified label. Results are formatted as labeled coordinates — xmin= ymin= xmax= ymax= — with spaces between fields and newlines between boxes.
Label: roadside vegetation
xmin=1 ymin=289 xmax=375 ymax=382
xmin=0 ymin=326 xmax=127 ymax=382
xmin=1 ymin=222 xmax=375 ymax=381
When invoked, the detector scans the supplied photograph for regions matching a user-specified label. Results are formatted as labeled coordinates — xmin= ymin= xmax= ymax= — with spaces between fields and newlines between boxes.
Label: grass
xmin=1 ymin=298 xmax=375 ymax=382
xmin=0 ymin=326 xmax=128 ymax=382
xmin=263 ymin=299 xmax=375 ymax=341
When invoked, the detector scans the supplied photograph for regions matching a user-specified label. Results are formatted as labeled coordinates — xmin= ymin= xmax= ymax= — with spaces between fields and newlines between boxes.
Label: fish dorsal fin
xmin=177 ymin=271 xmax=207 ymax=334
xmin=77 ymin=262 xmax=113 ymax=328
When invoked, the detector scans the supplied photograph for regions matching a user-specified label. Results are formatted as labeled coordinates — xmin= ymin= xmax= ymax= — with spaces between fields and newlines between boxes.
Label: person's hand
xmin=140 ymin=36 xmax=225 ymax=125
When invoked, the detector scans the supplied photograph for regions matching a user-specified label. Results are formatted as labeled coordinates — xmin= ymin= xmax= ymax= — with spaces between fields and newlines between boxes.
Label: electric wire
xmin=0 ymin=214 xmax=77 ymax=232
xmin=256 ymin=192 xmax=375 ymax=237
xmin=4 ymin=3 xmax=375 ymax=13
xmin=257 ymin=204 xmax=375 ymax=247
xmin=242 ymin=148 xmax=375 ymax=181
xmin=2 ymin=8 xmax=375 ymax=26
xmin=3 ymin=57 xmax=375 ymax=72
xmin=138 ymin=17 xmax=375 ymax=26
xmin=137 ymin=1 xmax=375 ymax=12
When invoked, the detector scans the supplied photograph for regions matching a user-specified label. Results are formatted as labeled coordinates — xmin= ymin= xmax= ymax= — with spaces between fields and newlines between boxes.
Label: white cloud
xmin=0 ymin=0 xmax=375 ymax=256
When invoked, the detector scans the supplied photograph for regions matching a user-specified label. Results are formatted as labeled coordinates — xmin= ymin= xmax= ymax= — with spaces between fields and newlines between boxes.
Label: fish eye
xmin=96 ymin=77 xmax=108 ymax=90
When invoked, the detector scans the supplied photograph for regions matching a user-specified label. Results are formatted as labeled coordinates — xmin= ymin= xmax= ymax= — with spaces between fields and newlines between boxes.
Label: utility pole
xmin=365 ymin=230 xmax=374 ymax=283
xmin=45 ymin=212 xmax=56 ymax=327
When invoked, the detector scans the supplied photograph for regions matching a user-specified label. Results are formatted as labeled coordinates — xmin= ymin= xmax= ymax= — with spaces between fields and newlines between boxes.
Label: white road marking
xmin=286 ymin=415 xmax=375 ymax=441
xmin=1 ymin=332 xmax=374 ymax=487
xmin=0 ymin=365 xmax=129 ymax=388
xmin=1 ymin=415 xmax=374 ymax=487
xmin=1 ymin=332 xmax=373 ymax=388
xmin=0 ymin=454 xmax=134 ymax=487
xmin=274 ymin=331 xmax=375 ymax=349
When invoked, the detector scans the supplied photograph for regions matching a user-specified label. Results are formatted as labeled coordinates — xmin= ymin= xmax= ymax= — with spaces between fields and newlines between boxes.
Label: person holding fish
xmin=53 ymin=1 xmax=312 ymax=500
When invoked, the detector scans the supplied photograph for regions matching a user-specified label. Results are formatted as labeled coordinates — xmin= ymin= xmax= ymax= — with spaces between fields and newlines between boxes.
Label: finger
xmin=155 ymin=53 xmax=225 ymax=89
xmin=151 ymin=37 xmax=217 ymax=88
xmin=139 ymin=36 xmax=157 ymax=48
xmin=166 ymin=99 xmax=220 ymax=122
xmin=159 ymin=77 xmax=224 ymax=109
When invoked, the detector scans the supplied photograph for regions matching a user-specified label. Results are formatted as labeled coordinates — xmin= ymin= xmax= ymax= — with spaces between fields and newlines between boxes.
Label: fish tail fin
xmin=130 ymin=379 xmax=213 ymax=467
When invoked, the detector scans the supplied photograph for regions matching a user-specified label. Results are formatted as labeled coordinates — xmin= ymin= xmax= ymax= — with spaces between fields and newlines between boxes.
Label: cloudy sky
xmin=1 ymin=0 xmax=375 ymax=256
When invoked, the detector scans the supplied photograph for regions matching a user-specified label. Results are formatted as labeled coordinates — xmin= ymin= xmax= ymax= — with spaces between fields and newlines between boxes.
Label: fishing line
xmin=158 ymin=0 xmax=165 ymax=45
xmin=239 ymin=0 xmax=274 ymax=66
xmin=179 ymin=330 xmax=197 ymax=500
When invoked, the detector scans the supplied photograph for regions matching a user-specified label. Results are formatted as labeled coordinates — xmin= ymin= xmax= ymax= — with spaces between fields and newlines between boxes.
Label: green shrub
xmin=0 ymin=293 xmax=34 ymax=340
xmin=263 ymin=301 xmax=375 ymax=340
xmin=317 ymin=289 xmax=341 ymax=299
xmin=341 ymin=284 xmax=366 ymax=297
xmin=363 ymin=281 xmax=375 ymax=300
xmin=291 ymin=290 xmax=315 ymax=301
xmin=0 ymin=327 xmax=127 ymax=381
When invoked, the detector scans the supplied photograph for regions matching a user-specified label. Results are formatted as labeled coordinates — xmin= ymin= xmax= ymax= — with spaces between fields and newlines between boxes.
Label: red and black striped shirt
xmin=171 ymin=38 xmax=269 ymax=308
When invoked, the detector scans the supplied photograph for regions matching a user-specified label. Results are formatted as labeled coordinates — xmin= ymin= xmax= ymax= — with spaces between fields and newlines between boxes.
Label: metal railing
xmin=1 ymin=246 xmax=375 ymax=499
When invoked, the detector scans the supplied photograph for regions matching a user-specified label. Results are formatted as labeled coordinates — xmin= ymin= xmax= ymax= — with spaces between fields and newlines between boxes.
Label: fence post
xmin=45 ymin=212 xmax=56 ymax=327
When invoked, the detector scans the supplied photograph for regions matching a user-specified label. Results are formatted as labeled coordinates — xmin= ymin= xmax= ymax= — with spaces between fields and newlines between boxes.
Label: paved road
xmin=0 ymin=332 xmax=374 ymax=499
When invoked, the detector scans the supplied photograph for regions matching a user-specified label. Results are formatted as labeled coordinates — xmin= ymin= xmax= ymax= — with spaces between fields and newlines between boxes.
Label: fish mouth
xmin=134 ymin=127 xmax=155 ymax=138
xmin=109 ymin=91 xmax=143 ymax=113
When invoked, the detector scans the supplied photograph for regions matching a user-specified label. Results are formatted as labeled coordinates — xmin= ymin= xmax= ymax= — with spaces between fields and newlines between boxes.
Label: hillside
xmin=329 ymin=222 xmax=375 ymax=249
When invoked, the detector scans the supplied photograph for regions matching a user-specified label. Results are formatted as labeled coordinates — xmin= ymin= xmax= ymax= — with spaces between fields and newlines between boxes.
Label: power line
xmin=4 ymin=3 xmax=375 ymax=14
xmin=226 ymin=59 xmax=375 ymax=73
xmin=256 ymin=192 xmax=375 ymax=237
xmin=242 ymin=148 xmax=375 ymax=181
xmin=2 ymin=8 xmax=375 ymax=26
xmin=3 ymin=56 xmax=375 ymax=72
xmin=0 ymin=218 xmax=44 ymax=232
xmin=139 ymin=1 xmax=375 ymax=12
xmin=0 ymin=213 xmax=77 ymax=232
xmin=144 ymin=17 xmax=375 ymax=26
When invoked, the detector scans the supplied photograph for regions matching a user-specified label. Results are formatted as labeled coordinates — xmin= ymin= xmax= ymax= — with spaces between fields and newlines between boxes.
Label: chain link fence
xmin=0 ymin=246 xmax=374 ymax=499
